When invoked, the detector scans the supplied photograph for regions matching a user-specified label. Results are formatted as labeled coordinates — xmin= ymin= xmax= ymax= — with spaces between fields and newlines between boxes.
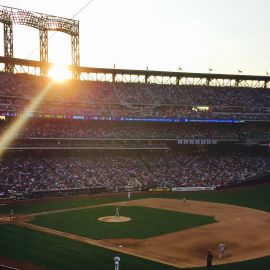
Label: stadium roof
xmin=0 ymin=56 xmax=269 ymax=88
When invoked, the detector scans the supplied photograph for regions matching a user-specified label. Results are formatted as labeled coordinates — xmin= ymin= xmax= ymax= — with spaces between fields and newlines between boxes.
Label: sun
xmin=48 ymin=65 xmax=71 ymax=82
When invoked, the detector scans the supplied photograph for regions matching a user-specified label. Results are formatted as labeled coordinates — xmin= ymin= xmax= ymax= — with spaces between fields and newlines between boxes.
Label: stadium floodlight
xmin=0 ymin=5 xmax=80 ymax=79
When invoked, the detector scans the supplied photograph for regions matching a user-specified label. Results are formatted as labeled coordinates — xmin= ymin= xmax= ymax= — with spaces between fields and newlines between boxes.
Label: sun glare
xmin=48 ymin=65 xmax=71 ymax=82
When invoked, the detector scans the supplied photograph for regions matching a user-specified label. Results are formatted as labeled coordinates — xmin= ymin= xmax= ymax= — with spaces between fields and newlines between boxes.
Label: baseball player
xmin=218 ymin=242 xmax=226 ymax=259
xmin=114 ymin=255 xmax=120 ymax=270
xmin=9 ymin=209 xmax=15 ymax=221
xmin=115 ymin=207 xmax=120 ymax=217
xmin=127 ymin=191 xmax=131 ymax=200
xmin=206 ymin=251 xmax=213 ymax=270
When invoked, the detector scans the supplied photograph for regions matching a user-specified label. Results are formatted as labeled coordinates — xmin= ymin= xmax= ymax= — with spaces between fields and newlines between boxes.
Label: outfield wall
xmin=171 ymin=187 xmax=215 ymax=191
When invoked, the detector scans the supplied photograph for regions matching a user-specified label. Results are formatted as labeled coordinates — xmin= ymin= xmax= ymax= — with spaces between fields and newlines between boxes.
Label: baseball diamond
xmin=0 ymin=187 xmax=270 ymax=270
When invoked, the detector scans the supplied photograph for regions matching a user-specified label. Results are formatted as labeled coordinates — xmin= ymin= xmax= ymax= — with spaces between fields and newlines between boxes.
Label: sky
xmin=0 ymin=0 xmax=270 ymax=75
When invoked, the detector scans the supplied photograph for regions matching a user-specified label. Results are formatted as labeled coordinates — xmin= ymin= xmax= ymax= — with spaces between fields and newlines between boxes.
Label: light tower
xmin=0 ymin=5 xmax=80 ymax=79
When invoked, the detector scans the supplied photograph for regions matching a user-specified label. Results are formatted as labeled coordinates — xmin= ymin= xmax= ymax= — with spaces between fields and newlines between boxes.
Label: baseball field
xmin=0 ymin=184 xmax=270 ymax=270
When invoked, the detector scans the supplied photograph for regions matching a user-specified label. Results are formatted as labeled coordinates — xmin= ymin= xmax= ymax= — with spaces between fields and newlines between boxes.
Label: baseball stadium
xmin=0 ymin=2 xmax=270 ymax=270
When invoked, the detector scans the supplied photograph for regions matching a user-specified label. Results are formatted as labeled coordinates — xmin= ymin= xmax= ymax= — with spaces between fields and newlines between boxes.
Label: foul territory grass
xmin=29 ymin=206 xmax=215 ymax=239
xmin=0 ymin=224 xmax=269 ymax=270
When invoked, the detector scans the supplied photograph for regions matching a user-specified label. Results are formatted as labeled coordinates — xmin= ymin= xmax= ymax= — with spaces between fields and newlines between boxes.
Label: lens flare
xmin=49 ymin=65 xmax=71 ymax=82
xmin=0 ymin=81 xmax=54 ymax=158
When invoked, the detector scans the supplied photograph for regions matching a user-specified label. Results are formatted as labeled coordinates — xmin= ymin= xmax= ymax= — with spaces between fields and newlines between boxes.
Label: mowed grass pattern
xmin=30 ymin=206 xmax=216 ymax=239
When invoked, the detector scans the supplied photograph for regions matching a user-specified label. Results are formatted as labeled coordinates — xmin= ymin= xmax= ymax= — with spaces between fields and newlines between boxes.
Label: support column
xmin=4 ymin=23 xmax=14 ymax=72
xmin=71 ymin=34 xmax=80 ymax=80
xmin=39 ymin=29 xmax=48 ymax=77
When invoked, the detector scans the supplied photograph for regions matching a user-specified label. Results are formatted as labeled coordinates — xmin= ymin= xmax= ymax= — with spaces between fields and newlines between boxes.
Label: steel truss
xmin=0 ymin=5 xmax=79 ymax=78
xmin=71 ymin=34 xmax=80 ymax=80
xmin=0 ymin=56 xmax=269 ymax=89
xmin=39 ymin=29 xmax=48 ymax=76
xmin=3 ymin=22 xmax=13 ymax=72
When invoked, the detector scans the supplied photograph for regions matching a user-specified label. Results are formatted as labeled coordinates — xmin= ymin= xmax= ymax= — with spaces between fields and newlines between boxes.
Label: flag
xmin=238 ymin=70 xmax=243 ymax=74
xmin=113 ymin=63 xmax=116 ymax=69
xmin=266 ymin=71 xmax=269 ymax=76
xmin=209 ymin=68 xmax=213 ymax=72
xmin=178 ymin=67 xmax=182 ymax=71
xmin=146 ymin=66 xmax=149 ymax=70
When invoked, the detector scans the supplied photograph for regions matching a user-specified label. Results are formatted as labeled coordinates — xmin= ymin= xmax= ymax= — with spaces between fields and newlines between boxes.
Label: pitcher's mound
xmin=98 ymin=216 xmax=131 ymax=223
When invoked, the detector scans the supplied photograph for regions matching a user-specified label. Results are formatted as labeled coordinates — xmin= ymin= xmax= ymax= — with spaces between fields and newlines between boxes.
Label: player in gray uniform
xmin=218 ymin=242 xmax=226 ymax=259
xmin=114 ymin=255 xmax=120 ymax=270
xmin=115 ymin=207 xmax=120 ymax=217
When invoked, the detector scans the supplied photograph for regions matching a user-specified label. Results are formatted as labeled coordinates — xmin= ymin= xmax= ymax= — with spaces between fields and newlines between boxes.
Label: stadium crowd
xmin=0 ymin=120 xmax=239 ymax=140
xmin=0 ymin=153 xmax=269 ymax=196
xmin=0 ymin=72 xmax=269 ymax=199
xmin=0 ymin=72 xmax=269 ymax=120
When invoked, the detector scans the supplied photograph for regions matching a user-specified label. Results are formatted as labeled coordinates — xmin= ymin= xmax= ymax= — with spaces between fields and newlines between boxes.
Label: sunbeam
xmin=0 ymin=81 xmax=54 ymax=157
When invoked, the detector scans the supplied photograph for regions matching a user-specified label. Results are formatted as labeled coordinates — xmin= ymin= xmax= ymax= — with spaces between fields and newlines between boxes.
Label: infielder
xmin=115 ymin=207 xmax=120 ymax=217
xmin=114 ymin=255 xmax=120 ymax=270
xmin=127 ymin=191 xmax=131 ymax=200
xmin=218 ymin=242 xmax=226 ymax=259
xmin=9 ymin=208 xmax=15 ymax=221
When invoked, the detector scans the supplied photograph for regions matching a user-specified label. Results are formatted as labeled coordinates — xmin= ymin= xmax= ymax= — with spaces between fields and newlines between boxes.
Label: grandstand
xmin=0 ymin=67 xmax=269 ymax=198
xmin=0 ymin=32 xmax=269 ymax=198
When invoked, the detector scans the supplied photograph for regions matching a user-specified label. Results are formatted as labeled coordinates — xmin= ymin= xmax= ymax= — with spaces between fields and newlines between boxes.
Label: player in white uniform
xmin=218 ymin=242 xmax=226 ymax=259
xmin=114 ymin=255 xmax=120 ymax=270
xmin=115 ymin=207 xmax=120 ymax=217
xmin=127 ymin=191 xmax=131 ymax=200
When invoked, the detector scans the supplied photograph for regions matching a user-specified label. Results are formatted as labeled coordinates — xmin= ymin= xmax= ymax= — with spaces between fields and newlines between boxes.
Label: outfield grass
xmin=30 ymin=206 xmax=215 ymax=239
xmin=167 ymin=185 xmax=270 ymax=212
xmin=0 ymin=195 xmax=127 ymax=215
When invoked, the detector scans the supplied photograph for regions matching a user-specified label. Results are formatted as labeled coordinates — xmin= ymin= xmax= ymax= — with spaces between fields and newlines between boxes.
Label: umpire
xmin=206 ymin=251 xmax=213 ymax=270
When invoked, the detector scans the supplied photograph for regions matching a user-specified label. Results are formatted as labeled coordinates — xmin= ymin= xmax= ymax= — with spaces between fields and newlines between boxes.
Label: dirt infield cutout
xmin=98 ymin=216 xmax=131 ymax=222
